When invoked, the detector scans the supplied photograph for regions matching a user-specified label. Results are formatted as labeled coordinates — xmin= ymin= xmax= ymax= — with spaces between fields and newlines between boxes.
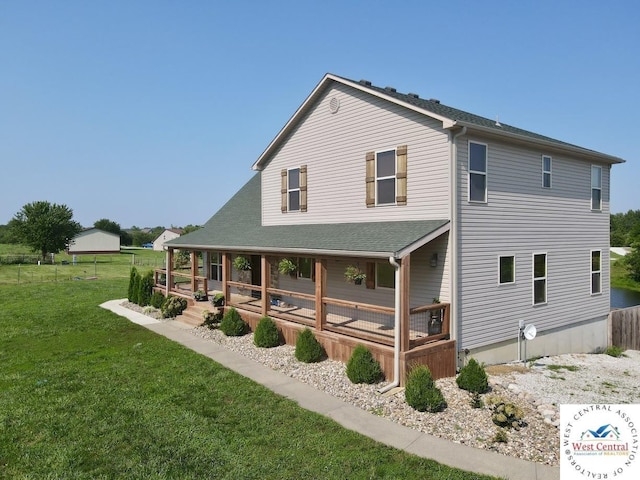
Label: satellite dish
xmin=522 ymin=324 xmax=537 ymax=340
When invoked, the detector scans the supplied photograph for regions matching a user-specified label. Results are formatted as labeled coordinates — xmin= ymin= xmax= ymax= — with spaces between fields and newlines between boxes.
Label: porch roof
xmin=167 ymin=173 xmax=449 ymax=259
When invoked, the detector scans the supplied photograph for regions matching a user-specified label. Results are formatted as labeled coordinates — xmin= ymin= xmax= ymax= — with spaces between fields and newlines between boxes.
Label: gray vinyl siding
xmin=261 ymin=83 xmax=450 ymax=225
xmin=456 ymin=137 xmax=611 ymax=350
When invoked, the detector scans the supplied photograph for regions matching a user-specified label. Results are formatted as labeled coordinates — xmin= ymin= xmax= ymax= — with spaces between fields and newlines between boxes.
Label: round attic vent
xmin=329 ymin=96 xmax=340 ymax=114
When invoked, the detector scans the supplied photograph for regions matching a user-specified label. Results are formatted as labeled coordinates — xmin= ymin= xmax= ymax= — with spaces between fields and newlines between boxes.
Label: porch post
xmin=166 ymin=248 xmax=173 ymax=296
xmin=190 ymin=251 xmax=197 ymax=293
xmin=399 ymin=254 xmax=411 ymax=352
xmin=222 ymin=252 xmax=230 ymax=304
xmin=315 ymin=258 xmax=327 ymax=331
xmin=261 ymin=255 xmax=269 ymax=316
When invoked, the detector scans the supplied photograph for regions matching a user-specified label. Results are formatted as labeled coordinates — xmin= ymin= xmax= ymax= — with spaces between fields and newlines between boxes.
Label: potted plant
xmin=344 ymin=265 xmax=366 ymax=285
xmin=193 ymin=290 xmax=208 ymax=301
xmin=278 ymin=258 xmax=297 ymax=277
xmin=233 ymin=255 xmax=251 ymax=271
xmin=211 ymin=293 xmax=225 ymax=307
xmin=428 ymin=297 xmax=442 ymax=335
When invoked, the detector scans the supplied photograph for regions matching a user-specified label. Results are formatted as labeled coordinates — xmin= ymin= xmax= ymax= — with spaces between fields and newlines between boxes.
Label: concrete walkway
xmin=101 ymin=299 xmax=559 ymax=480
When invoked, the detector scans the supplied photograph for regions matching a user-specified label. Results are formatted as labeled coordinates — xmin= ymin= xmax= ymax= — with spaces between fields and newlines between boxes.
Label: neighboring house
xmin=68 ymin=228 xmax=120 ymax=255
xmin=163 ymin=73 xmax=624 ymax=382
xmin=153 ymin=228 xmax=183 ymax=251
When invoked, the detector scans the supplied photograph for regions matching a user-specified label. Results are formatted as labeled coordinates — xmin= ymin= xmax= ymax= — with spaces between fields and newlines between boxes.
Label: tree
xmin=94 ymin=218 xmax=132 ymax=246
xmin=8 ymin=201 xmax=82 ymax=260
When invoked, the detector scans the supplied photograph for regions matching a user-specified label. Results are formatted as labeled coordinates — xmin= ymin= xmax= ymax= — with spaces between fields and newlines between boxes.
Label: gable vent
xmin=408 ymin=92 xmax=419 ymax=99
xmin=385 ymin=86 xmax=397 ymax=93
xmin=359 ymin=79 xmax=372 ymax=86
xmin=429 ymin=98 xmax=440 ymax=104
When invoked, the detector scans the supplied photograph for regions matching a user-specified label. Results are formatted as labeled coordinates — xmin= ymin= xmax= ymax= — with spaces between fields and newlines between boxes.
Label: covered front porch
xmin=156 ymin=242 xmax=456 ymax=382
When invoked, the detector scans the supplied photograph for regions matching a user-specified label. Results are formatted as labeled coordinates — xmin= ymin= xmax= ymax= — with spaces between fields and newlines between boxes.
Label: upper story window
xmin=365 ymin=145 xmax=407 ymax=207
xmin=542 ymin=155 xmax=552 ymax=188
xmin=591 ymin=165 xmax=602 ymax=211
xmin=499 ymin=255 xmax=515 ymax=284
xmin=533 ymin=253 xmax=547 ymax=305
xmin=468 ymin=142 xmax=487 ymax=202
xmin=281 ymin=166 xmax=307 ymax=213
xmin=591 ymin=250 xmax=601 ymax=295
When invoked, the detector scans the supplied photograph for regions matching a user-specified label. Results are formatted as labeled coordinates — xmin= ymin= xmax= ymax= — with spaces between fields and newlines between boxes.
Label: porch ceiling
xmin=167 ymin=174 xmax=449 ymax=259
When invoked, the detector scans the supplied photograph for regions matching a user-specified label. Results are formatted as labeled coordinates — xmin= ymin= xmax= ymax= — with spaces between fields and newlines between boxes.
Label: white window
xmin=210 ymin=252 xmax=222 ymax=281
xmin=542 ymin=156 xmax=552 ymax=188
xmin=376 ymin=150 xmax=396 ymax=205
xmin=591 ymin=165 xmax=602 ymax=211
xmin=376 ymin=262 xmax=395 ymax=288
xmin=288 ymin=168 xmax=300 ymax=211
xmin=591 ymin=250 xmax=601 ymax=294
xmin=499 ymin=255 xmax=515 ymax=284
xmin=469 ymin=142 xmax=487 ymax=202
xmin=533 ymin=253 xmax=547 ymax=305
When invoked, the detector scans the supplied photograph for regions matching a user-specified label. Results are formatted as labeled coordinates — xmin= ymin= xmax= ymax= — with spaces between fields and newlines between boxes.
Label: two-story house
xmin=162 ymin=73 xmax=623 ymax=383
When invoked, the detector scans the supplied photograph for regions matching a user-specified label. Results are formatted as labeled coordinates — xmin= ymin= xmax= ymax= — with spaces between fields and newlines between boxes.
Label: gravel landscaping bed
xmin=122 ymin=302 xmax=640 ymax=467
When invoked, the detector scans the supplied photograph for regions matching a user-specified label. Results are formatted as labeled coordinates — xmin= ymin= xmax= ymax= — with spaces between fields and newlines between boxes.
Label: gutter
xmin=378 ymin=255 xmax=401 ymax=393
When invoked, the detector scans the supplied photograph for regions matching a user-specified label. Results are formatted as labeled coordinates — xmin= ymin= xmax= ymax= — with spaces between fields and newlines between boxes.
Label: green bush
xmin=254 ymin=316 xmax=281 ymax=348
xmin=128 ymin=267 xmax=138 ymax=303
xmin=150 ymin=291 xmax=165 ymax=309
xmin=161 ymin=296 xmax=187 ymax=318
xmin=404 ymin=365 xmax=446 ymax=413
xmin=203 ymin=310 xmax=223 ymax=328
xmin=456 ymin=358 xmax=489 ymax=394
xmin=211 ymin=293 xmax=225 ymax=307
xmin=604 ymin=345 xmax=626 ymax=357
xmin=346 ymin=345 xmax=383 ymax=384
xmin=295 ymin=328 xmax=325 ymax=363
xmin=487 ymin=397 xmax=525 ymax=430
xmin=131 ymin=271 xmax=141 ymax=305
xmin=219 ymin=307 xmax=248 ymax=336
xmin=137 ymin=270 xmax=154 ymax=306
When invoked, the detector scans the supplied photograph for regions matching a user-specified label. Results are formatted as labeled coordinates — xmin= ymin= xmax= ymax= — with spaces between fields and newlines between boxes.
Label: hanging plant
xmin=233 ymin=255 xmax=251 ymax=271
xmin=344 ymin=265 xmax=366 ymax=285
xmin=278 ymin=258 xmax=297 ymax=276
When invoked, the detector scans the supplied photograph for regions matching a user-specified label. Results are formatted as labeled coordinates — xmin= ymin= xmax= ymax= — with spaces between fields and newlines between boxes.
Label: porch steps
xmin=176 ymin=300 xmax=213 ymax=327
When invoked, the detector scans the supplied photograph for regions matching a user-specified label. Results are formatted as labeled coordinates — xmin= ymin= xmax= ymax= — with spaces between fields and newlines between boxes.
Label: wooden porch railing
xmin=154 ymin=268 xmax=208 ymax=296
xmin=409 ymin=303 xmax=450 ymax=348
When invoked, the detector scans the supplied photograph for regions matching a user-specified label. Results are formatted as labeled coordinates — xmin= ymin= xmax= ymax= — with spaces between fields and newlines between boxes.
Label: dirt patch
xmin=485 ymin=364 xmax=530 ymax=375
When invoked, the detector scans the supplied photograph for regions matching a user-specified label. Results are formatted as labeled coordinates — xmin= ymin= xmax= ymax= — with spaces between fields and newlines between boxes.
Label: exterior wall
xmin=153 ymin=230 xmax=181 ymax=251
xmin=68 ymin=229 xmax=120 ymax=254
xmin=455 ymin=135 xmax=611 ymax=359
xmin=261 ymin=82 xmax=450 ymax=225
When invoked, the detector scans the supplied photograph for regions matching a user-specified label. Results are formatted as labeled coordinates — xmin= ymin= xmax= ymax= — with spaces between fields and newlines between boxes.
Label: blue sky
xmin=1 ymin=0 xmax=638 ymax=228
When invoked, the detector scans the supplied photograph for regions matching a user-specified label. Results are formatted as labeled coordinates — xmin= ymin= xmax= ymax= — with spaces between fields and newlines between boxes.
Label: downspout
xmin=449 ymin=126 xmax=467 ymax=368
xmin=378 ymin=255 xmax=401 ymax=393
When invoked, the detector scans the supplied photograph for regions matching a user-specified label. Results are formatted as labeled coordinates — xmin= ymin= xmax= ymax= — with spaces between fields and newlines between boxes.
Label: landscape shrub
xmin=404 ymin=365 xmax=447 ymax=413
xmin=294 ymin=328 xmax=325 ymax=363
xmin=211 ymin=293 xmax=225 ymax=307
xmin=604 ymin=345 xmax=626 ymax=358
xmin=128 ymin=267 xmax=138 ymax=302
xmin=131 ymin=270 xmax=141 ymax=305
xmin=150 ymin=291 xmax=165 ymax=309
xmin=161 ymin=296 xmax=187 ymax=318
xmin=254 ymin=316 xmax=281 ymax=348
xmin=346 ymin=345 xmax=383 ymax=384
xmin=456 ymin=358 xmax=489 ymax=394
xmin=486 ymin=396 xmax=525 ymax=430
xmin=202 ymin=310 xmax=223 ymax=328
xmin=219 ymin=307 xmax=248 ymax=336
xmin=137 ymin=270 xmax=154 ymax=306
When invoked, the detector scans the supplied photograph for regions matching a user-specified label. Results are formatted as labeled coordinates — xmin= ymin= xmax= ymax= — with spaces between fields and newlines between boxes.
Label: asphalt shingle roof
xmin=167 ymin=173 xmax=449 ymax=258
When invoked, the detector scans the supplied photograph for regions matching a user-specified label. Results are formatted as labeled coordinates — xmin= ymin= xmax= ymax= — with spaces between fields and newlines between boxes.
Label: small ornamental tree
xmin=346 ymin=345 xmax=383 ymax=384
xmin=254 ymin=316 xmax=280 ymax=348
xmin=128 ymin=267 xmax=138 ymax=302
xmin=295 ymin=328 xmax=325 ymax=363
xmin=219 ymin=307 xmax=248 ymax=336
xmin=456 ymin=358 xmax=489 ymax=394
xmin=150 ymin=291 xmax=165 ymax=309
xmin=405 ymin=365 xmax=446 ymax=413
xmin=137 ymin=270 xmax=154 ymax=306
xmin=131 ymin=270 xmax=141 ymax=305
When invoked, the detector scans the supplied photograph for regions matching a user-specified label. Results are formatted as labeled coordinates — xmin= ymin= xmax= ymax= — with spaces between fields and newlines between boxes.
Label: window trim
xmin=532 ymin=252 xmax=547 ymax=305
xmin=591 ymin=165 xmax=602 ymax=211
xmin=287 ymin=167 xmax=301 ymax=212
xmin=498 ymin=254 xmax=515 ymax=285
xmin=376 ymin=262 xmax=395 ymax=289
xmin=542 ymin=155 xmax=552 ymax=188
xmin=468 ymin=141 xmax=488 ymax=203
xmin=375 ymin=148 xmax=397 ymax=206
xmin=591 ymin=249 xmax=602 ymax=295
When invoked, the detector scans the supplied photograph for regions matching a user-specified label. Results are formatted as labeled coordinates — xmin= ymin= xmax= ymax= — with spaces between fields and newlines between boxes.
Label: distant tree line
xmin=611 ymin=209 xmax=640 ymax=282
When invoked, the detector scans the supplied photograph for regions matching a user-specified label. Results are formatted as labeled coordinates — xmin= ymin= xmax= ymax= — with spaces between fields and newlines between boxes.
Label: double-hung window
xmin=533 ymin=253 xmax=547 ymax=305
xmin=288 ymin=168 xmax=300 ymax=211
xmin=469 ymin=142 xmax=487 ymax=202
xmin=591 ymin=250 xmax=601 ymax=294
xmin=376 ymin=150 xmax=396 ymax=205
xmin=281 ymin=166 xmax=307 ymax=213
xmin=542 ymin=156 xmax=552 ymax=188
xmin=365 ymin=145 xmax=407 ymax=207
xmin=499 ymin=255 xmax=515 ymax=284
xmin=210 ymin=252 xmax=222 ymax=281
xmin=591 ymin=165 xmax=602 ymax=211
xmin=297 ymin=257 xmax=314 ymax=280
xmin=376 ymin=262 xmax=395 ymax=288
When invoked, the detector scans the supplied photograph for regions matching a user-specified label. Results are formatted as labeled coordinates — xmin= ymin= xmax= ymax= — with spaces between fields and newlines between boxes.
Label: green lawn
xmin=0 ymin=280 xmax=495 ymax=479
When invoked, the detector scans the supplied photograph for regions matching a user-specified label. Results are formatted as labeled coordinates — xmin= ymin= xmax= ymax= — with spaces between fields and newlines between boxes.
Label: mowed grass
xmin=0 ymin=245 xmax=165 ymax=285
xmin=0 ymin=280 xmax=495 ymax=479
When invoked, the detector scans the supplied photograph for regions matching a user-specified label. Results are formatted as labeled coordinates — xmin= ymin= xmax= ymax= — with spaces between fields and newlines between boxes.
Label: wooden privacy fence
xmin=610 ymin=306 xmax=640 ymax=350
